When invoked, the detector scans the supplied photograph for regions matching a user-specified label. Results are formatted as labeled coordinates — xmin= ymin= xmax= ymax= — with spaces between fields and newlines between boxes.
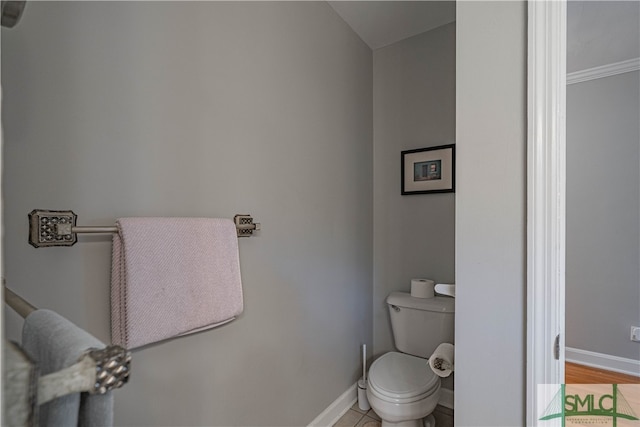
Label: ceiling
xmin=328 ymin=1 xmax=639 ymax=73
xmin=328 ymin=1 xmax=455 ymax=50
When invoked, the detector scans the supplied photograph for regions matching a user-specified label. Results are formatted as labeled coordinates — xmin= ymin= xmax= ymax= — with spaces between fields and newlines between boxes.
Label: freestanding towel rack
xmin=3 ymin=283 xmax=132 ymax=405
xmin=28 ymin=209 xmax=261 ymax=248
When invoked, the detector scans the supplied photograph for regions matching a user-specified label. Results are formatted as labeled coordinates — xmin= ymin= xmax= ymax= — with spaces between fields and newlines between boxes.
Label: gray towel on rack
xmin=22 ymin=309 xmax=114 ymax=427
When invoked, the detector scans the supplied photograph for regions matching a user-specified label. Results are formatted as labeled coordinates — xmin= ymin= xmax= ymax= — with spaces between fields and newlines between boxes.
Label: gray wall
xmin=372 ymin=22 xmax=456 ymax=358
xmin=567 ymin=1 xmax=640 ymax=73
xmin=455 ymin=2 xmax=526 ymax=426
xmin=566 ymin=71 xmax=640 ymax=360
xmin=1 ymin=2 xmax=373 ymax=426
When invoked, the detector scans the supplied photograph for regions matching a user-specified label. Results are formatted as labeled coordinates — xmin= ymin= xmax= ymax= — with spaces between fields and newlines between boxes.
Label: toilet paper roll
xmin=434 ymin=283 xmax=455 ymax=297
xmin=411 ymin=279 xmax=435 ymax=298
xmin=429 ymin=343 xmax=454 ymax=377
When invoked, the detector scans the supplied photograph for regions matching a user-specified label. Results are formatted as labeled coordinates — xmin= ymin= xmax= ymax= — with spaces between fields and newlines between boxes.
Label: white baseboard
xmin=566 ymin=347 xmax=640 ymax=377
xmin=308 ymin=383 xmax=455 ymax=427
xmin=308 ymin=382 xmax=357 ymax=427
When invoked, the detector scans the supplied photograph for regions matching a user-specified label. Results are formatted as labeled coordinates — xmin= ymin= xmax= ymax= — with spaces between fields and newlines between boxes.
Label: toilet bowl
xmin=366 ymin=351 xmax=441 ymax=427
xmin=369 ymin=292 xmax=454 ymax=427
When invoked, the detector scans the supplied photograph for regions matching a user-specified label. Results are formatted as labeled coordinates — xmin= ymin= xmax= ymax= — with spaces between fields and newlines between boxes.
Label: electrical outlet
xmin=631 ymin=326 xmax=640 ymax=342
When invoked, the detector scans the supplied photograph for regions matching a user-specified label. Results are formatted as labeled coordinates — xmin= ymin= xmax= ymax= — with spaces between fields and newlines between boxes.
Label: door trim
xmin=527 ymin=1 xmax=567 ymax=425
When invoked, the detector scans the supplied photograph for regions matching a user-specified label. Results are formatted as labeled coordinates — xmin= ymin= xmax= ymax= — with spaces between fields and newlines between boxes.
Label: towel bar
xmin=28 ymin=209 xmax=261 ymax=247
xmin=3 ymin=282 xmax=132 ymax=403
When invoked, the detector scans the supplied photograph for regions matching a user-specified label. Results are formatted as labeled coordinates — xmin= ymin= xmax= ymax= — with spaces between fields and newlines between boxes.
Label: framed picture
xmin=401 ymin=144 xmax=455 ymax=195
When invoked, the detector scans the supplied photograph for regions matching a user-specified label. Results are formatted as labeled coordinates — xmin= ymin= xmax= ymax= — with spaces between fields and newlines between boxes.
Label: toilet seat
xmin=368 ymin=352 xmax=439 ymax=403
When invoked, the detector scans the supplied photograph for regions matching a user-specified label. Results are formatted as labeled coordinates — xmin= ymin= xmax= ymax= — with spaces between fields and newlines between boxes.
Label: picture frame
xmin=401 ymin=144 xmax=455 ymax=195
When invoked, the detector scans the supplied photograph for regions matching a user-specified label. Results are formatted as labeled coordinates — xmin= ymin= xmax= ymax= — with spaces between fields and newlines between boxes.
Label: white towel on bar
xmin=111 ymin=217 xmax=244 ymax=349
xmin=22 ymin=309 xmax=114 ymax=427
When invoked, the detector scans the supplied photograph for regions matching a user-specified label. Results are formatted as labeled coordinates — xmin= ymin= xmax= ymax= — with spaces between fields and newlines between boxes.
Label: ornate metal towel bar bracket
xmin=28 ymin=209 xmax=261 ymax=248
xmin=87 ymin=345 xmax=132 ymax=395
xmin=233 ymin=214 xmax=261 ymax=237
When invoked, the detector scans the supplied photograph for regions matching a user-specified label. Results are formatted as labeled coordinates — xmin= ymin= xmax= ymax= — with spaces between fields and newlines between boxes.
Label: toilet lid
xmin=368 ymin=352 xmax=439 ymax=400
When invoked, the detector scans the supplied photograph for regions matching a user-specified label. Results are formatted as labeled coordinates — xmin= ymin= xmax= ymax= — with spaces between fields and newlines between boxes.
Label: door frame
xmin=527 ymin=0 xmax=567 ymax=425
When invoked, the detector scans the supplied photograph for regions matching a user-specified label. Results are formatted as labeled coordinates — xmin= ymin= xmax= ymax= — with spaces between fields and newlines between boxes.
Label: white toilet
xmin=366 ymin=292 xmax=454 ymax=427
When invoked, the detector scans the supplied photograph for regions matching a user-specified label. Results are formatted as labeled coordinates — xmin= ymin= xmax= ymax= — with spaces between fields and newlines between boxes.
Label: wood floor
xmin=566 ymin=362 xmax=640 ymax=384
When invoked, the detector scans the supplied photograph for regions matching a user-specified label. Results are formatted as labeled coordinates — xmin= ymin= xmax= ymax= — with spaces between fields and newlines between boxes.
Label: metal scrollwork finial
xmin=87 ymin=345 xmax=131 ymax=395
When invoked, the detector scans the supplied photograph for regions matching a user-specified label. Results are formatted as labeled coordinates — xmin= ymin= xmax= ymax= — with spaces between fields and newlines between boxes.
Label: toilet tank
xmin=387 ymin=291 xmax=455 ymax=358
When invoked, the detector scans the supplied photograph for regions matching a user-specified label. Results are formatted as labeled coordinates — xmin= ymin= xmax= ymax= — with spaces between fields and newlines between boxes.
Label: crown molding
xmin=567 ymin=57 xmax=640 ymax=85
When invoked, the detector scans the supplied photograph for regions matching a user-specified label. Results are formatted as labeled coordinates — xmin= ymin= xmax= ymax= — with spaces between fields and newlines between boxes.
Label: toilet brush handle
xmin=362 ymin=344 xmax=367 ymax=382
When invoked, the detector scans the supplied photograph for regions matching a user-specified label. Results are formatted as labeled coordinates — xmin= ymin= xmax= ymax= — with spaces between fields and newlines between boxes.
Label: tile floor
xmin=333 ymin=403 xmax=381 ymax=427
xmin=332 ymin=403 xmax=454 ymax=427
